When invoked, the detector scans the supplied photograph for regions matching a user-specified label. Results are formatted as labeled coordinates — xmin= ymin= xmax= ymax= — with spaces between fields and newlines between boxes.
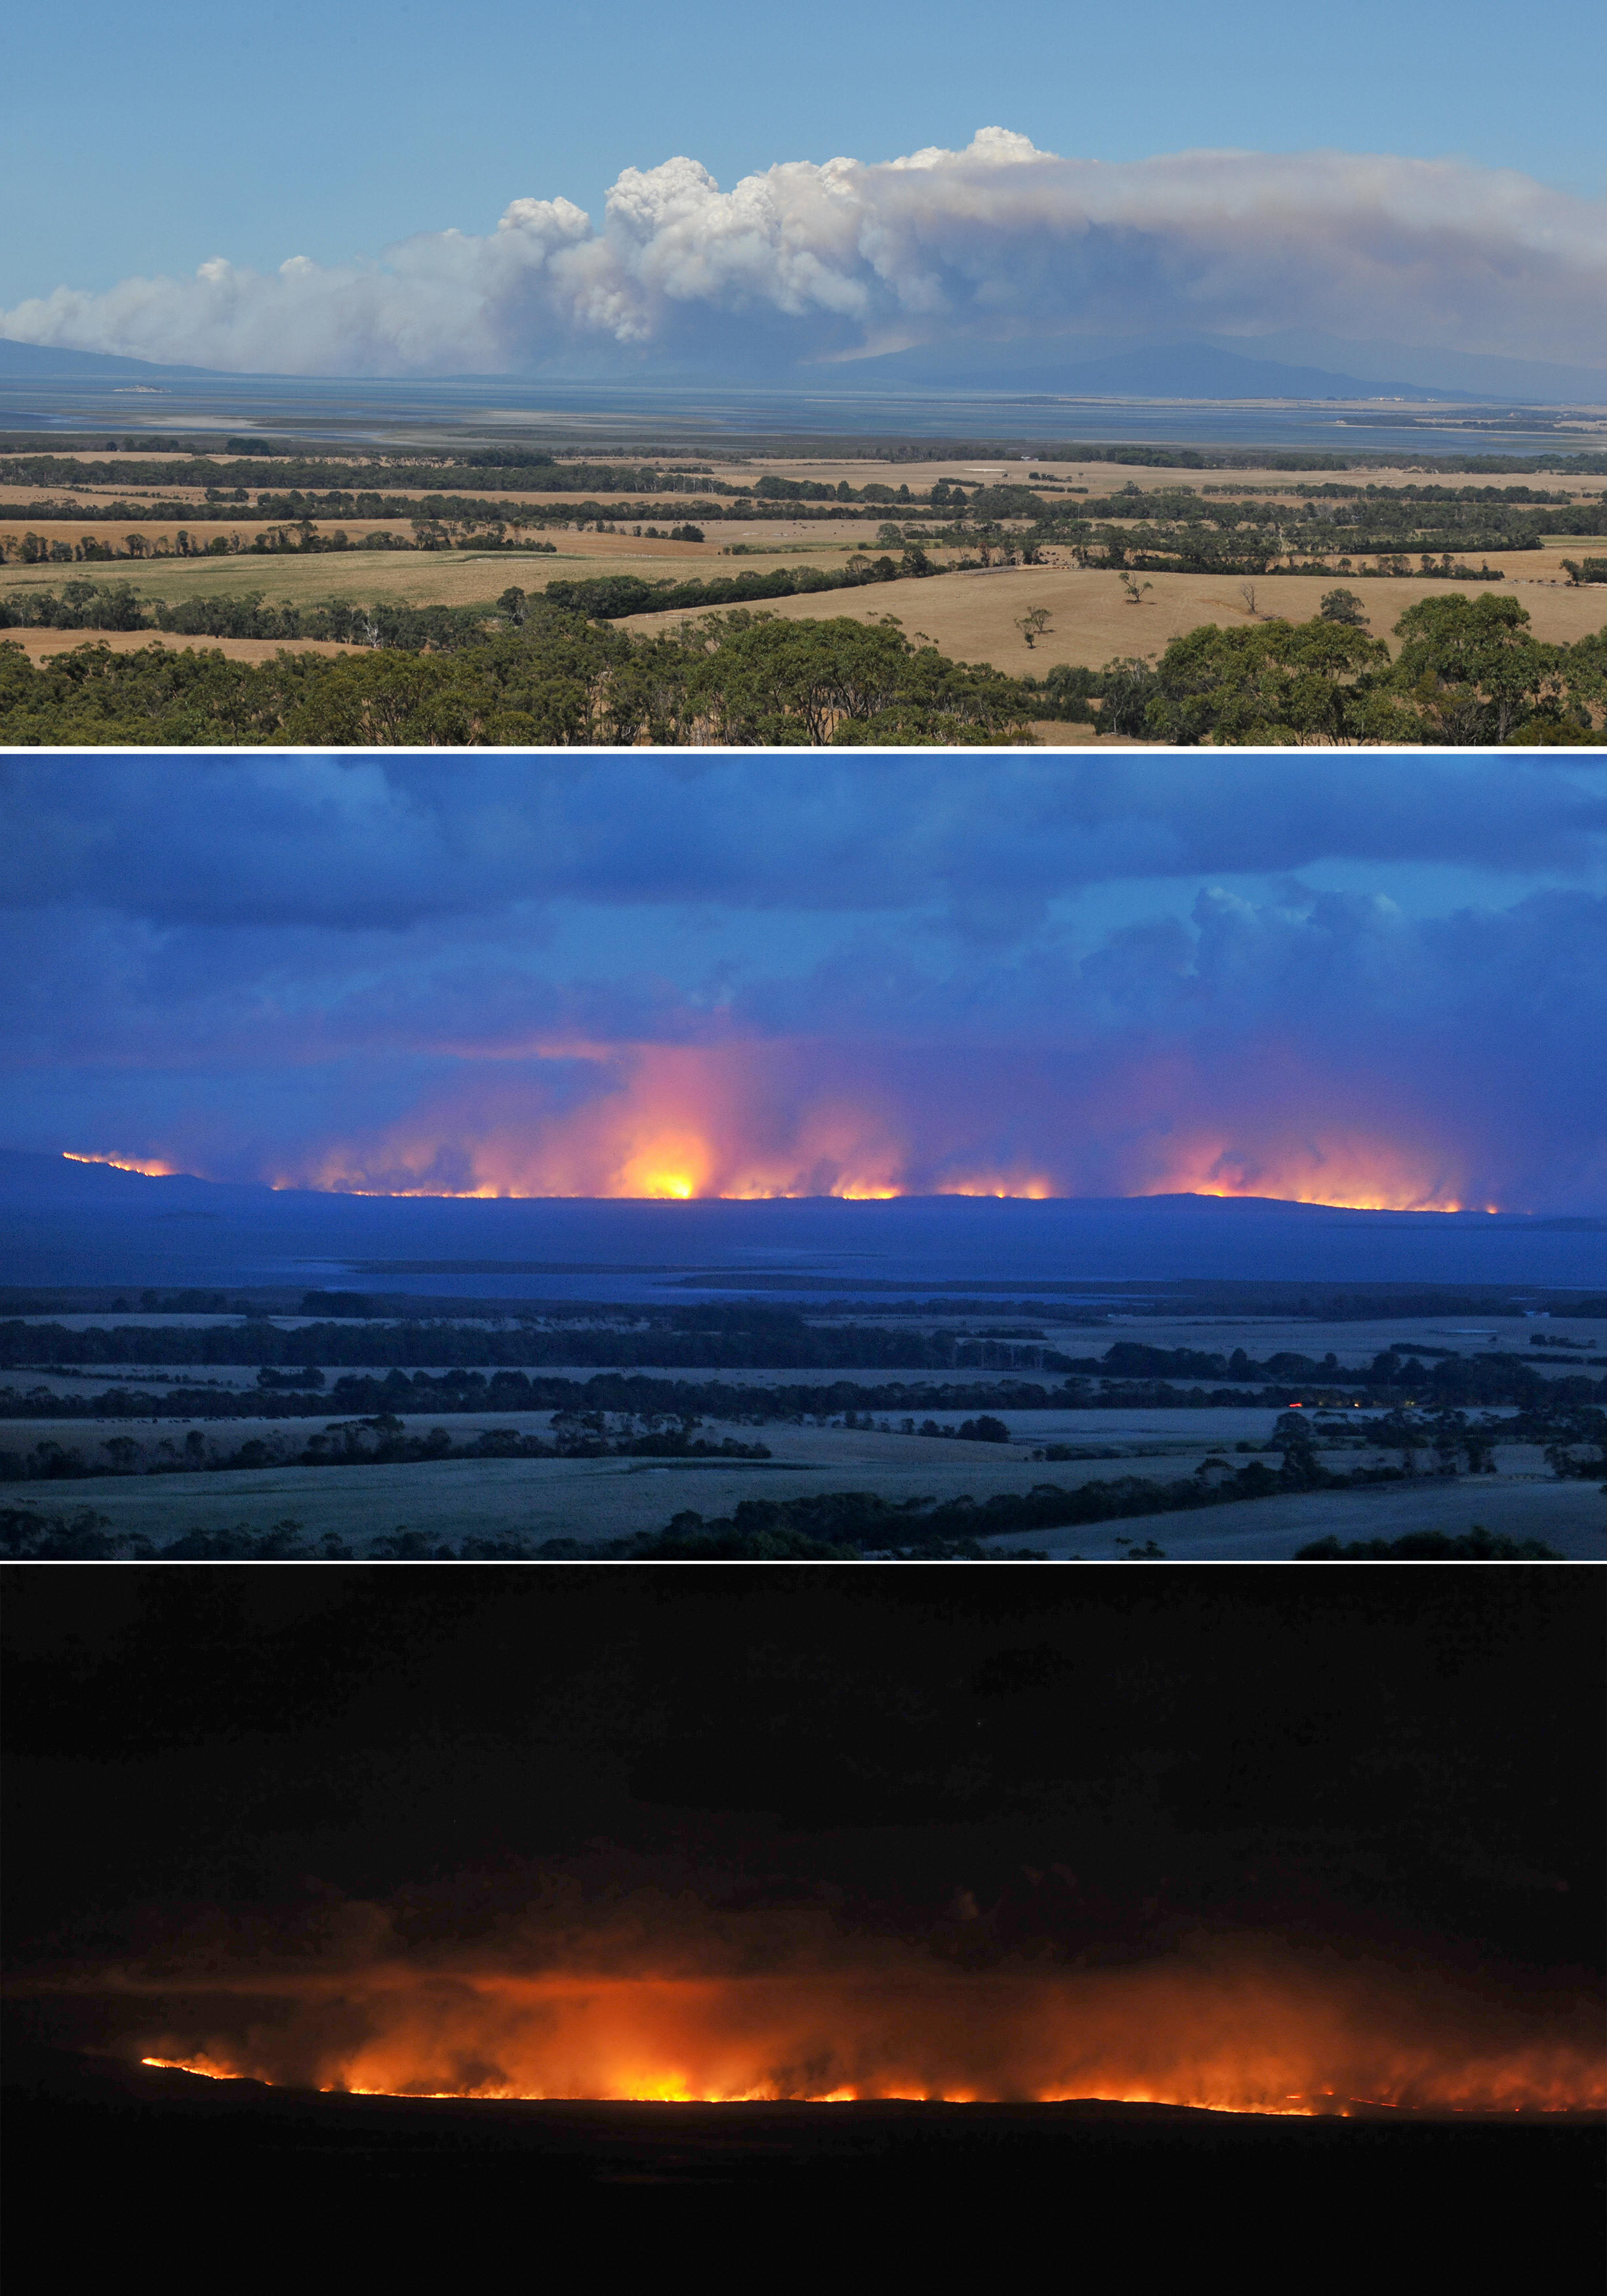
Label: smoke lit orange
xmin=1141 ymin=1134 xmax=1476 ymax=1214
xmin=62 ymin=1150 xmax=178 ymax=1178
xmin=240 ymin=1041 xmax=1502 ymax=1211
xmin=88 ymin=1953 xmax=1606 ymax=2116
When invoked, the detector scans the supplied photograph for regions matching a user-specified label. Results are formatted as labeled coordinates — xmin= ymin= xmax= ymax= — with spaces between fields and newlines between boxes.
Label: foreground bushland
xmin=0 ymin=586 xmax=1601 ymax=744
xmin=0 ymin=599 xmax=1033 ymax=745
xmin=0 ymin=1436 xmax=1576 ymax=1561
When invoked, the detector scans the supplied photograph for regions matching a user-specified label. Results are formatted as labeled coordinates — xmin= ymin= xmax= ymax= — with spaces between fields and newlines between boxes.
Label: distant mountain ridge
xmin=7 ymin=325 xmax=1606 ymax=406
xmin=4 ymin=329 xmax=1598 ymax=404
xmin=0 ymin=333 xmax=1485 ymax=401
xmin=0 ymin=337 xmax=214 ymax=379
xmin=811 ymin=340 xmax=1465 ymax=401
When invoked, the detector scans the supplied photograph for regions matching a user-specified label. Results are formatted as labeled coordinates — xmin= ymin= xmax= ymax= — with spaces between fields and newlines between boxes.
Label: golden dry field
xmin=3 ymin=450 xmax=1602 ymax=701
xmin=0 ymin=526 xmax=863 ymax=604
xmin=621 ymin=560 xmax=1607 ymax=672
xmin=697 ymin=452 xmax=1607 ymax=506
xmin=0 ymin=539 xmax=712 ymax=611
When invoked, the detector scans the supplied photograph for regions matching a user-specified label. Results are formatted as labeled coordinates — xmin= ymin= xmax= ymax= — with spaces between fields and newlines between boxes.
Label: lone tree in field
xmin=1015 ymin=607 xmax=1052 ymax=647
xmin=1319 ymin=587 xmax=1369 ymax=626
xmin=1120 ymin=575 xmax=1153 ymax=605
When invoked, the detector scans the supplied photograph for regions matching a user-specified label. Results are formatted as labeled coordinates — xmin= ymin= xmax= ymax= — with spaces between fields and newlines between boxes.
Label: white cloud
xmin=2 ymin=131 xmax=1602 ymax=375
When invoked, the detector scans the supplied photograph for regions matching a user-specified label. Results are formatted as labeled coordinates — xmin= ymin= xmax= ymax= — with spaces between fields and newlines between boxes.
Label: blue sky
xmin=2 ymin=1 xmax=1602 ymax=380
xmin=5 ymin=757 xmax=1606 ymax=1214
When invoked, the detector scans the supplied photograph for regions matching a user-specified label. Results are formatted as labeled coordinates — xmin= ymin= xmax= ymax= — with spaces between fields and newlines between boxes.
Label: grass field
xmin=0 ymin=534 xmax=727 ymax=600
xmin=621 ymin=559 xmax=1607 ymax=672
xmin=7 ymin=1394 xmax=1601 ymax=1556
xmin=690 ymin=453 xmax=1607 ymax=505
xmin=7 ymin=549 xmax=1599 ymax=688
xmin=14 ymin=1438 xmax=1602 ymax=1557
xmin=4 ymin=441 xmax=1602 ymax=702
xmin=994 ymin=1477 xmax=1607 ymax=1559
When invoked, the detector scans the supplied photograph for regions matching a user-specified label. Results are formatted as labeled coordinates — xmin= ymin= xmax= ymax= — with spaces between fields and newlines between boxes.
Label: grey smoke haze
xmin=3 ymin=131 xmax=1603 ymax=378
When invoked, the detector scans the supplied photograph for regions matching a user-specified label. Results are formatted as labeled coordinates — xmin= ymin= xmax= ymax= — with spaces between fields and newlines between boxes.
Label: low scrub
xmin=1295 ymin=1527 xmax=1563 ymax=1559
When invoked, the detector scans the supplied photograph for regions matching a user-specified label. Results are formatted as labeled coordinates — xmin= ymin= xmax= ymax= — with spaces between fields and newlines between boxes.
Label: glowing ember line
xmin=63 ymin=1151 xmax=178 ymax=1178
xmin=132 ymin=2057 xmax=1591 ymax=2120
xmin=98 ymin=1961 xmax=1605 ymax=2117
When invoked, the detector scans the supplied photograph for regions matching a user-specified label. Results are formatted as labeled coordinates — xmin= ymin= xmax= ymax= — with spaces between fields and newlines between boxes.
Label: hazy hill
xmin=0 ymin=337 xmax=214 ymax=379
xmin=814 ymin=339 xmax=1461 ymax=400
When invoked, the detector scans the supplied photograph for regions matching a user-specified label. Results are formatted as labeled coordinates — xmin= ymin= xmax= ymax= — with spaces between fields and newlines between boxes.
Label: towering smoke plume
xmin=3 ymin=133 xmax=1604 ymax=375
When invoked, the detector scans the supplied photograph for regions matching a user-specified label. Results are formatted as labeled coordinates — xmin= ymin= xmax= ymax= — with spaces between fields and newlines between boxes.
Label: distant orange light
xmin=64 ymin=1151 xmax=178 ymax=1178
xmin=104 ymin=1048 xmax=1512 ymax=1215
xmin=1138 ymin=1134 xmax=1484 ymax=1216
xmin=117 ymin=1961 xmax=1605 ymax=2116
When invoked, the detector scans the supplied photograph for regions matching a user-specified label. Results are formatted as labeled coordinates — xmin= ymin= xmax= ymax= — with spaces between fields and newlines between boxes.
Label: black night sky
xmin=5 ymin=1565 xmax=1603 ymax=2266
xmin=5 ymin=1568 xmax=1600 ymax=2015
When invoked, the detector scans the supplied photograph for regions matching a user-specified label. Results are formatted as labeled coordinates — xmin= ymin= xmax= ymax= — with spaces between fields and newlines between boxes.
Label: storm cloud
xmin=4 ymin=132 xmax=1603 ymax=375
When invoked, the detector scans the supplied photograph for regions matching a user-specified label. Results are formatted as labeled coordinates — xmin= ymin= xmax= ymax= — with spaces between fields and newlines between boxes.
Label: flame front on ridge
xmin=109 ymin=1959 xmax=1604 ymax=2116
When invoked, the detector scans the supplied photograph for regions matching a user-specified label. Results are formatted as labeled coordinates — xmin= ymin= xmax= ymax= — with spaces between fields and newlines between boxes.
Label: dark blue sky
xmin=6 ymin=756 xmax=1606 ymax=1216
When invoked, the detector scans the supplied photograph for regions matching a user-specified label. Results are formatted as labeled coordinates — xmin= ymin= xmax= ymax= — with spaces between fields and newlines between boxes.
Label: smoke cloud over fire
xmin=7 ymin=758 xmax=1607 ymax=1214
xmin=3 ymin=131 xmax=1602 ymax=375
xmin=10 ymin=1579 xmax=1600 ymax=2133
xmin=75 ymin=1935 xmax=1606 ymax=2113
xmin=280 ymin=1039 xmax=1481 ymax=1211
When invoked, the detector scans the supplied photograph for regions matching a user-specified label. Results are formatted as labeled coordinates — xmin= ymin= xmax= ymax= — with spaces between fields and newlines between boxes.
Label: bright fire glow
xmin=1133 ymin=1133 xmax=1476 ymax=1214
xmin=251 ymin=1042 xmax=1498 ymax=1211
xmin=107 ymin=1958 xmax=1604 ymax=2116
xmin=63 ymin=1150 xmax=178 ymax=1178
xmin=58 ymin=1039 xmax=1520 ymax=1216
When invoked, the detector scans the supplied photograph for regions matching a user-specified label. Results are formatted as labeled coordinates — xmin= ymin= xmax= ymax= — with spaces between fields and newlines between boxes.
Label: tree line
xmin=0 ymin=1503 xmax=1049 ymax=1561
xmin=0 ymin=452 xmax=731 ymax=496
xmin=0 ymin=493 xmax=935 ymax=558
xmin=0 ymin=1499 xmax=1564 ymax=1560
xmin=5 ymin=1322 xmax=1603 ymax=1411
xmin=894 ymin=482 xmax=1607 ymax=577
xmin=1 ymin=586 xmax=1600 ymax=744
xmin=0 ymin=583 xmax=514 ymax=645
xmin=5 ymin=1397 xmax=1597 ymax=1560
xmin=0 ymin=1440 xmax=1464 ymax=1558
xmin=1034 ymin=597 xmax=1606 ymax=745
xmin=0 ymin=1407 xmax=772 ymax=1488
xmin=0 ymin=603 xmax=1034 ymax=745
xmin=0 ymin=1313 xmax=1178 ymax=1374
xmin=0 ymin=1446 xmax=1480 ymax=1559
xmin=540 ymin=552 xmax=937 ymax=619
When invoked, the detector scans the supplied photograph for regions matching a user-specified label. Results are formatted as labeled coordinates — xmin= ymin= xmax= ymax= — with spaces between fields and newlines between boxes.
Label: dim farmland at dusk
xmin=2 ymin=755 xmax=1605 ymax=1558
